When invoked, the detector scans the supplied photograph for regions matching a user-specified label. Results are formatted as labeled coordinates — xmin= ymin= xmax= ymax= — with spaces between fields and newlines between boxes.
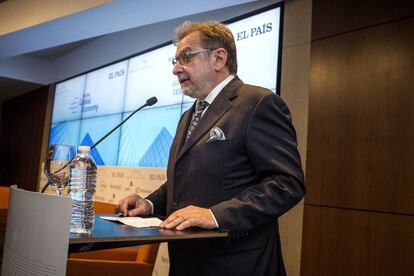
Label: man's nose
xmin=172 ymin=63 xmax=183 ymax=75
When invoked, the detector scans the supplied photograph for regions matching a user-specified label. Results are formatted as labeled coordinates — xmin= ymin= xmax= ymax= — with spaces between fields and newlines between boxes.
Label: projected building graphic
xmin=79 ymin=133 xmax=105 ymax=166
xmin=138 ymin=127 xmax=173 ymax=167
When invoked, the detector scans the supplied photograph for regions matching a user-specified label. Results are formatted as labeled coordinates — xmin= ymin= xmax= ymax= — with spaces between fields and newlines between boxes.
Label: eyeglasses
xmin=171 ymin=49 xmax=212 ymax=66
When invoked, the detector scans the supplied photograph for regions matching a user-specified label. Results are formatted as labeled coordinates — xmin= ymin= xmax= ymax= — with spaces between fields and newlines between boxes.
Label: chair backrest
xmin=136 ymin=243 xmax=160 ymax=264
xmin=0 ymin=186 xmax=9 ymax=257
xmin=1 ymin=185 xmax=72 ymax=276
xmin=93 ymin=200 xmax=117 ymax=214
xmin=0 ymin=186 xmax=10 ymax=209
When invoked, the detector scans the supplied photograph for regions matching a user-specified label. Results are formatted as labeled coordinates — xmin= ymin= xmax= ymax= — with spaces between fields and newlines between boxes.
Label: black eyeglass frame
xmin=171 ymin=49 xmax=214 ymax=66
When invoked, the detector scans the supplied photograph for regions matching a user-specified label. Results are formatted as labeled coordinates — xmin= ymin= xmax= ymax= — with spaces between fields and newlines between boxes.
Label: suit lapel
xmin=175 ymin=77 xmax=243 ymax=162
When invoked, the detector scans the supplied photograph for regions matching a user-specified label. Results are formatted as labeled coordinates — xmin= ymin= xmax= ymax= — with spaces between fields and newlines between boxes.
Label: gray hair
xmin=173 ymin=21 xmax=237 ymax=74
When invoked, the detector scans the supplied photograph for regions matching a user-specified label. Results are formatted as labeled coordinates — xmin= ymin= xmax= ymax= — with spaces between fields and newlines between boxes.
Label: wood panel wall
xmin=301 ymin=0 xmax=414 ymax=275
xmin=0 ymin=86 xmax=49 ymax=191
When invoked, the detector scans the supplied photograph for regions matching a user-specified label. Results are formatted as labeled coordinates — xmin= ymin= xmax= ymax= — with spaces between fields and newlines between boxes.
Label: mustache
xmin=177 ymin=74 xmax=190 ymax=83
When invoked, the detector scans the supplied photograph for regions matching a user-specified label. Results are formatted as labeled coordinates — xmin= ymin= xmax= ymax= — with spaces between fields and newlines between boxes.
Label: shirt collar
xmin=202 ymin=75 xmax=235 ymax=105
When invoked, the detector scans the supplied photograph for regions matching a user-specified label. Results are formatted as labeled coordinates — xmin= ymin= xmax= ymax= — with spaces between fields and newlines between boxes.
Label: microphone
xmin=145 ymin=96 xmax=158 ymax=106
xmin=41 ymin=96 xmax=158 ymax=193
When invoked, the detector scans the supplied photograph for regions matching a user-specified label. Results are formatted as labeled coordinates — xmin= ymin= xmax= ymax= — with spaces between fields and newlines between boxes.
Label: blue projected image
xmin=118 ymin=104 xmax=184 ymax=167
xmin=181 ymin=102 xmax=193 ymax=115
xmin=78 ymin=115 xmax=122 ymax=165
xmin=138 ymin=127 xmax=173 ymax=167
xmin=49 ymin=120 xmax=81 ymax=147
xmin=49 ymin=115 xmax=122 ymax=166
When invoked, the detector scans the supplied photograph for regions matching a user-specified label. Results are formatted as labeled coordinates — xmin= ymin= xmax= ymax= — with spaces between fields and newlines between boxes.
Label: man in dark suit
xmin=119 ymin=21 xmax=305 ymax=276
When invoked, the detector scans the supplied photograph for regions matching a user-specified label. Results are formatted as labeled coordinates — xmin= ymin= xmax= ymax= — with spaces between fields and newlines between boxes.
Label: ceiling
xmin=0 ymin=39 xmax=93 ymax=102
xmin=0 ymin=37 xmax=101 ymax=101
xmin=28 ymin=37 xmax=99 ymax=60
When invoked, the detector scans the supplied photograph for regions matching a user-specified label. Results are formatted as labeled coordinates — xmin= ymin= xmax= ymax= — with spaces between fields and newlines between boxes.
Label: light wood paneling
xmin=283 ymin=0 xmax=312 ymax=47
xmin=280 ymin=1 xmax=312 ymax=275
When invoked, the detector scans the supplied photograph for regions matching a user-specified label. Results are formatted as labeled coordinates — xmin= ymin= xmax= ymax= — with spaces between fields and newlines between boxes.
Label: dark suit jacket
xmin=147 ymin=76 xmax=305 ymax=276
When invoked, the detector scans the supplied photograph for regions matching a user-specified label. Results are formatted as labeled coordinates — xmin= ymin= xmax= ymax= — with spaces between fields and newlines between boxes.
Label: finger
xmin=118 ymin=198 xmax=130 ymax=216
xmin=160 ymin=213 xmax=179 ymax=226
xmin=115 ymin=204 xmax=121 ymax=214
xmin=175 ymin=218 xmax=198 ymax=231
xmin=121 ymin=198 xmax=135 ymax=216
xmin=159 ymin=215 xmax=178 ymax=228
xmin=119 ymin=195 xmax=137 ymax=215
xmin=127 ymin=203 xmax=148 ymax=217
xmin=162 ymin=216 xmax=184 ymax=229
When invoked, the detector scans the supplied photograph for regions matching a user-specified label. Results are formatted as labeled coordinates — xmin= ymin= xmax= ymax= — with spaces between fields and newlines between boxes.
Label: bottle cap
xmin=78 ymin=146 xmax=91 ymax=152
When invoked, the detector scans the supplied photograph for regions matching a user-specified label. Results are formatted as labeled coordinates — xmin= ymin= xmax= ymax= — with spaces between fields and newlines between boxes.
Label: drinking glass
xmin=44 ymin=144 xmax=76 ymax=196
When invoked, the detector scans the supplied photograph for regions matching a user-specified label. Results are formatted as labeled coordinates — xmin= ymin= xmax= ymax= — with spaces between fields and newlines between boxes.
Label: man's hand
xmin=159 ymin=205 xmax=217 ymax=231
xmin=118 ymin=194 xmax=151 ymax=217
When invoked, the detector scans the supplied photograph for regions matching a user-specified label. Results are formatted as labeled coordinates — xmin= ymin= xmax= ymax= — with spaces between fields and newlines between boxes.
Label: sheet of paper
xmin=100 ymin=216 xmax=163 ymax=228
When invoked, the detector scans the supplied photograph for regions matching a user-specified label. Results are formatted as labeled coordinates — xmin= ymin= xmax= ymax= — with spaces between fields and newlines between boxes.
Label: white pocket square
xmin=207 ymin=127 xmax=226 ymax=142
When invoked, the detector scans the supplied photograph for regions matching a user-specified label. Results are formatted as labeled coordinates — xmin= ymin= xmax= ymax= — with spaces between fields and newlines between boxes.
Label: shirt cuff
xmin=145 ymin=199 xmax=154 ymax=215
xmin=209 ymin=209 xmax=220 ymax=228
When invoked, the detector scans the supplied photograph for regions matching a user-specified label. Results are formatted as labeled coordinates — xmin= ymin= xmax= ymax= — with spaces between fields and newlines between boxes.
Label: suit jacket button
xmin=172 ymin=201 xmax=179 ymax=206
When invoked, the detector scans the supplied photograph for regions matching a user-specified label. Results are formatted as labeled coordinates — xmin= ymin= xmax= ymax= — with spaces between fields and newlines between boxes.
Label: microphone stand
xmin=41 ymin=97 xmax=158 ymax=193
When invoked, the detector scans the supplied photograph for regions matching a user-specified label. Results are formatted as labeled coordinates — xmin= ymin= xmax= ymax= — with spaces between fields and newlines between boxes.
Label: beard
xmin=178 ymin=73 xmax=214 ymax=99
xmin=181 ymin=83 xmax=201 ymax=98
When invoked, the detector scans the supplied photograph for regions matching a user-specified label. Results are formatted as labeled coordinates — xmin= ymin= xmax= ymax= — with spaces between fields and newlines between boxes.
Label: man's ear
xmin=212 ymin=48 xmax=228 ymax=71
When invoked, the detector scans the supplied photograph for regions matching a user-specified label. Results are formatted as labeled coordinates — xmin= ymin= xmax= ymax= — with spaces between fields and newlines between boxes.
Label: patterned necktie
xmin=186 ymin=100 xmax=209 ymax=141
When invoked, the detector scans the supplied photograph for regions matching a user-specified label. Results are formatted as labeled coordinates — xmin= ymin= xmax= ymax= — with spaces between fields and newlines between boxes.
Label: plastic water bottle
xmin=69 ymin=146 xmax=97 ymax=234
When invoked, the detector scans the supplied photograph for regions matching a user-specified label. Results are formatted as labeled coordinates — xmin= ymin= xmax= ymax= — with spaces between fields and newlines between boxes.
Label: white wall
xmin=0 ymin=0 xmax=112 ymax=36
